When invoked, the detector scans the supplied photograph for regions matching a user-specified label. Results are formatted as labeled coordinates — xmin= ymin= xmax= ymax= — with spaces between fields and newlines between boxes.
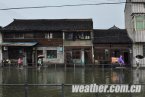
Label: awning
xmin=0 ymin=42 xmax=37 ymax=47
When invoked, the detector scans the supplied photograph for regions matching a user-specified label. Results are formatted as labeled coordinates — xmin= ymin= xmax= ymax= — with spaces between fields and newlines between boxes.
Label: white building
xmin=125 ymin=0 xmax=145 ymax=67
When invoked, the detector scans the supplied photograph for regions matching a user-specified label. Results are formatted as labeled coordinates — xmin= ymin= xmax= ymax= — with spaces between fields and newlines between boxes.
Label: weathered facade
xmin=93 ymin=26 xmax=132 ymax=66
xmin=1 ymin=19 xmax=65 ymax=66
xmin=1 ymin=19 xmax=93 ymax=66
xmin=125 ymin=0 xmax=145 ymax=67
xmin=63 ymin=19 xmax=93 ymax=66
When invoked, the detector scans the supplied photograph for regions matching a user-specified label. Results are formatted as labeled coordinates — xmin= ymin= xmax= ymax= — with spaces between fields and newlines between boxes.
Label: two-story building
xmin=63 ymin=19 xmax=93 ymax=66
xmin=1 ymin=19 xmax=93 ymax=66
xmin=93 ymin=26 xmax=132 ymax=66
xmin=125 ymin=0 xmax=145 ymax=67
xmin=1 ymin=19 xmax=64 ymax=66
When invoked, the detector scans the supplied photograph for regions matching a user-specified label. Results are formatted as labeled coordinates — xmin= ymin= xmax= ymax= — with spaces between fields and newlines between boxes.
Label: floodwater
xmin=0 ymin=67 xmax=145 ymax=97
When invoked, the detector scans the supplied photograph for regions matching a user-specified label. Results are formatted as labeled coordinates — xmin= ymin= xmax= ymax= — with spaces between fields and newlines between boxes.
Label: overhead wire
xmin=0 ymin=2 xmax=128 ymax=11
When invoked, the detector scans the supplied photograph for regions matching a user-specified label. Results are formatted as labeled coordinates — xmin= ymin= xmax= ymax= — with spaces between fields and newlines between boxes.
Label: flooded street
xmin=0 ymin=67 xmax=145 ymax=97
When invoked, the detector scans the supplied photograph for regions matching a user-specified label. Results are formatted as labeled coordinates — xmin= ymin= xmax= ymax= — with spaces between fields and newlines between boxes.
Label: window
xmin=135 ymin=15 xmax=145 ymax=31
xmin=46 ymin=33 xmax=53 ymax=39
xmin=15 ymin=33 xmax=24 ymax=39
xmin=94 ymin=49 xmax=110 ymax=64
xmin=47 ymin=50 xmax=57 ymax=59
xmin=45 ymin=32 xmax=62 ymax=39
xmin=65 ymin=33 xmax=73 ymax=40
xmin=24 ymin=33 xmax=34 ymax=38
xmin=65 ymin=32 xmax=91 ymax=40
xmin=37 ymin=50 xmax=43 ymax=56
xmin=34 ymin=33 xmax=45 ymax=38
xmin=112 ymin=50 xmax=120 ymax=57
xmin=3 ymin=34 xmax=14 ymax=38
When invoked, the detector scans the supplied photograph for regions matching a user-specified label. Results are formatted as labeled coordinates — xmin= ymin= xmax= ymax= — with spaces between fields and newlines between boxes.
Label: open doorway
xmin=26 ymin=48 xmax=33 ymax=66
xmin=123 ymin=52 xmax=130 ymax=65
xmin=84 ymin=49 xmax=92 ymax=65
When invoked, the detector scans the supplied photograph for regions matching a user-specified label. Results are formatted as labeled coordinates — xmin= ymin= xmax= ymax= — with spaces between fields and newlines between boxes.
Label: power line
xmin=0 ymin=2 xmax=127 ymax=11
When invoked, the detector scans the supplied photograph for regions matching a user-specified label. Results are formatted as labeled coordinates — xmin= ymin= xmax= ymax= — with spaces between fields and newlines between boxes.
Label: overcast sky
xmin=0 ymin=0 xmax=125 ymax=29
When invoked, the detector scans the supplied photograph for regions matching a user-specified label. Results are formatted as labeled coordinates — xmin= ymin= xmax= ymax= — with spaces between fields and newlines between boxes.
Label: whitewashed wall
xmin=37 ymin=47 xmax=64 ymax=64
xmin=132 ymin=0 xmax=145 ymax=2
xmin=125 ymin=0 xmax=134 ymax=41
xmin=132 ymin=3 xmax=145 ymax=13
xmin=132 ymin=69 xmax=145 ymax=84
xmin=132 ymin=44 xmax=145 ymax=67
xmin=135 ymin=31 xmax=145 ymax=42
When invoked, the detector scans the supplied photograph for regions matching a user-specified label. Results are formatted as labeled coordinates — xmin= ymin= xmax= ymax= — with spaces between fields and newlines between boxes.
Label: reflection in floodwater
xmin=0 ymin=67 xmax=145 ymax=97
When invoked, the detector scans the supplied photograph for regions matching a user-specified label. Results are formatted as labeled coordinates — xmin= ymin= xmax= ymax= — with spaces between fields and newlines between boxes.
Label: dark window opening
xmin=72 ymin=50 xmax=81 ymax=59
xmin=47 ymin=50 xmax=57 ymax=59
xmin=37 ymin=50 xmax=43 ymax=56
xmin=15 ymin=33 xmax=24 ymax=39
xmin=112 ymin=50 xmax=120 ymax=57
xmin=3 ymin=34 xmax=14 ymax=38
xmin=34 ymin=33 xmax=45 ymax=38
xmin=65 ymin=32 xmax=91 ymax=40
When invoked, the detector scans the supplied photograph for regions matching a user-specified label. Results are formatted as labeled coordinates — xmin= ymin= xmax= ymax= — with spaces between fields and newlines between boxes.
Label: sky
xmin=0 ymin=0 xmax=125 ymax=29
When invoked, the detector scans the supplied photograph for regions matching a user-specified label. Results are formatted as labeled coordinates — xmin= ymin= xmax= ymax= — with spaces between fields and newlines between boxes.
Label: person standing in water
xmin=37 ymin=58 xmax=42 ymax=70
xmin=18 ymin=57 xmax=23 ymax=69
xmin=118 ymin=55 xmax=125 ymax=66
xmin=135 ymin=58 xmax=140 ymax=69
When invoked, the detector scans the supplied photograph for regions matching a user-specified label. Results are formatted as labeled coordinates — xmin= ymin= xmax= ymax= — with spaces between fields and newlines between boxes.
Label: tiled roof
xmin=2 ymin=19 xmax=93 ymax=32
xmin=93 ymin=29 xmax=132 ymax=44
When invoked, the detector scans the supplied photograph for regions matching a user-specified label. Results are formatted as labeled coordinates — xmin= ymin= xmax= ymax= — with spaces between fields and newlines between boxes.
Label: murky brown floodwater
xmin=0 ymin=67 xmax=145 ymax=97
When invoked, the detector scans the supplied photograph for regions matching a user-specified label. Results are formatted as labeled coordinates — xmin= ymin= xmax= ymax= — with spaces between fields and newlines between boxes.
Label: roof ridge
xmin=14 ymin=18 xmax=93 ymax=21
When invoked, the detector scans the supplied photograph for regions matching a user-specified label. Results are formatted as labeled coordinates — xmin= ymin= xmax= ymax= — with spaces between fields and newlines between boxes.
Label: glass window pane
xmin=135 ymin=15 xmax=145 ymax=30
xmin=47 ymin=50 xmax=57 ymax=59
xmin=136 ymin=21 xmax=144 ymax=30
xmin=136 ymin=16 xmax=144 ymax=21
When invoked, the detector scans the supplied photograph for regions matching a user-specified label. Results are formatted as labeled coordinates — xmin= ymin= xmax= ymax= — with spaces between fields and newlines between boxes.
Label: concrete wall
xmin=132 ymin=43 xmax=145 ymax=67
xmin=135 ymin=31 xmax=145 ymax=42
xmin=125 ymin=0 xmax=134 ymax=41
xmin=37 ymin=47 xmax=64 ymax=64
xmin=132 ymin=0 xmax=145 ymax=2
xmin=125 ymin=0 xmax=145 ymax=67
xmin=132 ymin=69 xmax=145 ymax=84
xmin=132 ymin=3 xmax=145 ymax=13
